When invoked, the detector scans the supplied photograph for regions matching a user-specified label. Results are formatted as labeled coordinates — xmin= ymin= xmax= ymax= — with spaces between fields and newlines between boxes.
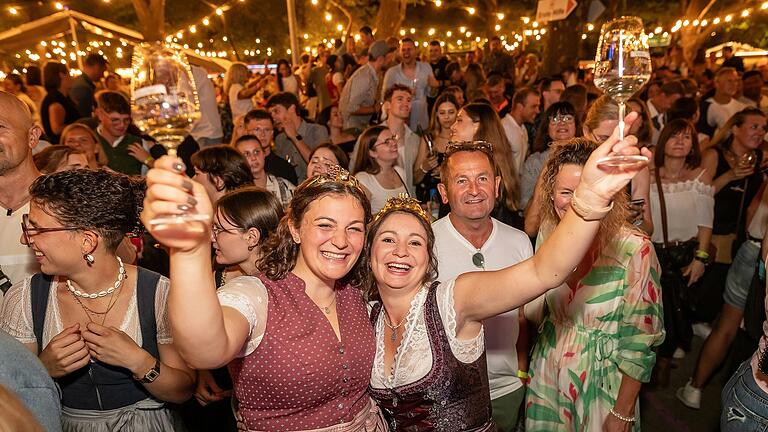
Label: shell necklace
xmin=66 ymin=257 xmax=126 ymax=299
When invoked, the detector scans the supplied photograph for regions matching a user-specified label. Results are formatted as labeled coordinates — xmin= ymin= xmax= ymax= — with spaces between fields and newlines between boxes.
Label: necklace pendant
xmin=390 ymin=329 xmax=397 ymax=342
xmin=323 ymin=306 xmax=331 ymax=314
xmin=392 ymin=394 xmax=398 ymax=407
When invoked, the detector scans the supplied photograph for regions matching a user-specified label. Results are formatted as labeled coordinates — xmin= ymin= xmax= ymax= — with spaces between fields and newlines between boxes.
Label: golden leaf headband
xmin=301 ymin=165 xmax=364 ymax=193
xmin=374 ymin=193 xmax=430 ymax=223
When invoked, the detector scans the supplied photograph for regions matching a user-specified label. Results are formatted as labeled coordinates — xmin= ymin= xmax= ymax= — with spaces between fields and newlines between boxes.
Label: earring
xmin=248 ymin=244 xmax=257 ymax=251
xmin=292 ymin=237 xmax=301 ymax=244
xmin=83 ymin=253 xmax=95 ymax=266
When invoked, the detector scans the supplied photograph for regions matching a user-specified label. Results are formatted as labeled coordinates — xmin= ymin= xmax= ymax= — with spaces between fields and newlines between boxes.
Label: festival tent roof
xmin=0 ymin=9 xmax=230 ymax=72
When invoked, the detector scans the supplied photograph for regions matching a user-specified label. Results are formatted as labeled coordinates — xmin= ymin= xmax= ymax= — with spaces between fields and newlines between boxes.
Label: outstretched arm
xmin=141 ymin=160 xmax=252 ymax=369
xmin=453 ymin=112 xmax=651 ymax=325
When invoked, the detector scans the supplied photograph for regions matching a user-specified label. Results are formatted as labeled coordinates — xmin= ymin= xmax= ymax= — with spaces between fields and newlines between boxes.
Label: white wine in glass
xmin=131 ymin=42 xmax=208 ymax=232
xmin=593 ymin=16 xmax=652 ymax=169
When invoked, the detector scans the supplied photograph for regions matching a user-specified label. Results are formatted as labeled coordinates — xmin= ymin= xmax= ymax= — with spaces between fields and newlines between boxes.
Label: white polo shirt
xmin=433 ymin=215 xmax=533 ymax=400
xmin=0 ymin=202 xmax=39 ymax=306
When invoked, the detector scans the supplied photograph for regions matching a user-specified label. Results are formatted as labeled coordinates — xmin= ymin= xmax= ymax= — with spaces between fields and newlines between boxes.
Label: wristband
xmin=609 ymin=407 xmax=636 ymax=423
xmin=516 ymin=370 xmax=529 ymax=379
xmin=144 ymin=156 xmax=154 ymax=166
xmin=694 ymin=249 xmax=710 ymax=259
xmin=570 ymin=189 xmax=614 ymax=221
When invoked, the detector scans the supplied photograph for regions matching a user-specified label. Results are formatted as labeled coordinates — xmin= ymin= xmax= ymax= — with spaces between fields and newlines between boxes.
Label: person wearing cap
xmin=339 ymin=40 xmax=393 ymax=134
xmin=70 ymin=53 xmax=108 ymax=118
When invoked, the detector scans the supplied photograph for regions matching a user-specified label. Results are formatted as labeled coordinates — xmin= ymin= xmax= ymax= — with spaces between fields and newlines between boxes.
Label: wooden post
xmin=286 ymin=0 xmax=300 ymax=65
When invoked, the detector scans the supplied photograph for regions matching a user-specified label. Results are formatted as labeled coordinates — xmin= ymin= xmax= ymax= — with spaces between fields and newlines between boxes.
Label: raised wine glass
xmin=593 ymin=16 xmax=652 ymax=168
xmin=131 ymin=42 xmax=207 ymax=234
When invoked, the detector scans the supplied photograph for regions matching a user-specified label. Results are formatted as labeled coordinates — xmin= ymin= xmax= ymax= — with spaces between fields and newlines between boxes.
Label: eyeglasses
xmin=372 ymin=134 xmax=399 ymax=149
xmin=211 ymin=224 xmax=240 ymax=239
xmin=446 ymin=140 xmax=493 ymax=157
xmin=550 ymin=114 xmax=575 ymax=124
xmin=21 ymin=214 xmax=82 ymax=244
xmin=472 ymin=251 xmax=485 ymax=269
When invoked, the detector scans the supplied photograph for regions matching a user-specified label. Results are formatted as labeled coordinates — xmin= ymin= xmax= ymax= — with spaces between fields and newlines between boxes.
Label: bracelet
xmin=609 ymin=407 xmax=636 ymax=423
xmin=144 ymin=156 xmax=154 ymax=166
xmin=694 ymin=249 xmax=710 ymax=259
xmin=516 ymin=370 xmax=530 ymax=379
xmin=570 ymin=188 xmax=614 ymax=221
xmin=419 ymin=164 xmax=429 ymax=174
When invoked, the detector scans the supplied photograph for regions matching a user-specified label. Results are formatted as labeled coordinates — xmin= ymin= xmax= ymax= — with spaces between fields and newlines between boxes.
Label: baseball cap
xmin=369 ymin=40 xmax=395 ymax=60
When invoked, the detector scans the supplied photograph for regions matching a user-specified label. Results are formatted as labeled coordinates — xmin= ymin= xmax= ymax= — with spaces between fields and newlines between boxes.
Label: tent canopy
xmin=0 ymin=10 xmax=230 ymax=72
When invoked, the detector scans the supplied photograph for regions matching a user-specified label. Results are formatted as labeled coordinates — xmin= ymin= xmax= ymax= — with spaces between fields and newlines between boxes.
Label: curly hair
xmin=360 ymin=209 xmax=438 ymax=301
xmin=257 ymin=177 xmax=373 ymax=286
xmin=29 ymin=169 xmax=145 ymax=251
xmin=537 ymin=138 xmax=634 ymax=252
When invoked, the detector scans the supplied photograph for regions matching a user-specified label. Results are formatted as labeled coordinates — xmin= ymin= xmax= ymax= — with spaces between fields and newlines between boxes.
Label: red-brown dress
xmin=217 ymin=273 xmax=378 ymax=431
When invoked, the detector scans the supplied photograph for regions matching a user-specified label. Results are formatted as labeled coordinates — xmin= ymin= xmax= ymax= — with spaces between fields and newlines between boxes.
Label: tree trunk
xmin=540 ymin=2 xmax=587 ymax=76
xmin=482 ymin=0 xmax=499 ymax=39
xmin=374 ymin=0 xmax=408 ymax=40
xmin=679 ymin=0 xmax=719 ymax=67
xmin=131 ymin=0 xmax=166 ymax=41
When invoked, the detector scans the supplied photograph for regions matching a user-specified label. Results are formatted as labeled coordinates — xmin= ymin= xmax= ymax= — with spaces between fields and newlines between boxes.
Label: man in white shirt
xmin=190 ymin=65 xmax=224 ymax=147
xmin=0 ymin=92 xmax=43 ymax=305
xmin=382 ymin=38 xmax=439 ymax=130
xmin=501 ymin=88 xmax=540 ymax=174
xmin=350 ymin=84 xmax=419 ymax=195
xmin=433 ymin=145 xmax=532 ymax=431
xmin=700 ymin=67 xmax=748 ymax=137
xmin=646 ymin=80 xmax=684 ymax=145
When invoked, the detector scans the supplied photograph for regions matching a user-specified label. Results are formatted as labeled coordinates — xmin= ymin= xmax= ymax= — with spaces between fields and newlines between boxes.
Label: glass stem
xmin=618 ymin=101 xmax=626 ymax=141
xmin=167 ymin=147 xmax=178 ymax=157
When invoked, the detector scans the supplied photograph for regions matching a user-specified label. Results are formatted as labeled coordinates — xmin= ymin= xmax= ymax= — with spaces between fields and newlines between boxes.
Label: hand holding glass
xmin=593 ymin=16 xmax=652 ymax=169
xmin=131 ymin=42 xmax=207 ymax=232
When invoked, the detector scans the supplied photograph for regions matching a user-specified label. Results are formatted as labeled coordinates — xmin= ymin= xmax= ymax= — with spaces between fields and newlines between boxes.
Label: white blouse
xmin=0 ymin=275 xmax=172 ymax=348
xmin=649 ymin=174 xmax=715 ymax=244
xmin=369 ymin=280 xmax=485 ymax=390
xmin=216 ymin=276 xmax=269 ymax=357
xmin=356 ymin=166 xmax=408 ymax=214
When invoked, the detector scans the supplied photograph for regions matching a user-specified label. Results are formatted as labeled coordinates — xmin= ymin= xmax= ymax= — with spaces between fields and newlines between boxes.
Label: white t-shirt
xmin=355 ymin=166 xmax=408 ymax=214
xmin=229 ymin=83 xmax=254 ymax=120
xmin=191 ymin=66 xmax=224 ymax=141
xmin=706 ymin=97 xmax=748 ymax=131
xmin=432 ymin=215 xmax=533 ymax=399
xmin=501 ymin=114 xmax=527 ymax=175
xmin=0 ymin=203 xmax=39 ymax=306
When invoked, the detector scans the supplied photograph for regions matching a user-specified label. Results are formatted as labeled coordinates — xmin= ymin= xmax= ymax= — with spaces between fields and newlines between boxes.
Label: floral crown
xmin=374 ymin=193 xmax=430 ymax=223
xmin=302 ymin=165 xmax=363 ymax=193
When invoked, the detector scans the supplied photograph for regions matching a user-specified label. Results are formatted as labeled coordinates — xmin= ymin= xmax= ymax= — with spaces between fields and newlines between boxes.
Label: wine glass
xmin=593 ymin=16 xmax=652 ymax=168
xmin=131 ymin=42 xmax=207 ymax=232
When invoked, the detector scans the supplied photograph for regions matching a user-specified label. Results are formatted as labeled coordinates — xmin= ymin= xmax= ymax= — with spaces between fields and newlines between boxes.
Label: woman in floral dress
xmin=525 ymin=139 xmax=665 ymax=432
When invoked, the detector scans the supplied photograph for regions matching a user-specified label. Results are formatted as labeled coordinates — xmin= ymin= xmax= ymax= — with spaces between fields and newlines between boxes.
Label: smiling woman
xmin=0 ymin=169 xmax=196 ymax=430
xmin=142 ymin=160 xmax=389 ymax=431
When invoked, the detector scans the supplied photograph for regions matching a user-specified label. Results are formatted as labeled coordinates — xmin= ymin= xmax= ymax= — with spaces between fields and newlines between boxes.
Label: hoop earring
xmin=83 ymin=253 xmax=95 ymax=266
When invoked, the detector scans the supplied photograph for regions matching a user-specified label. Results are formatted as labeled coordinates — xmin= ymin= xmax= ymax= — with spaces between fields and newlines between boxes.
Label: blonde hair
xmin=538 ymin=138 xmax=635 ymax=252
xmin=223 ymin=63 xmax=250 ymax=103
xmin=583 ymin=95 xmax=618 ymax=133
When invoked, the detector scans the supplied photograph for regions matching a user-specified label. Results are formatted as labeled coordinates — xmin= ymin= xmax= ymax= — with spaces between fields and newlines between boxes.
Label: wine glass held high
xmin=594 ymin=16 xmax=652 ymax=169
xmin=131 ymin=42 xmax=207 ymax=231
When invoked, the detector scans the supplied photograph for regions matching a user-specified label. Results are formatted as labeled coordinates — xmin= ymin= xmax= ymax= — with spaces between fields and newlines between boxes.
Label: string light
xmin=55 ymin=2 xmax=63 ymax=10
xmin=8 ymin=7 xmax=18 ymax=15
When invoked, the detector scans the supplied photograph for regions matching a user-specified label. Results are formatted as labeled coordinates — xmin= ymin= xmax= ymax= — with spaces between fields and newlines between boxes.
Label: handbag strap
xmin=654 ymin=168 xmax=670 ymax=248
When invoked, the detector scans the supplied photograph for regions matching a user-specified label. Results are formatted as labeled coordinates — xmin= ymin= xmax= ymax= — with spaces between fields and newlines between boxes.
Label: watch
xmin=135 ymin=358 xmax=161 ymax=383
xmin=293 ymin=134 xmax=303 ymax=141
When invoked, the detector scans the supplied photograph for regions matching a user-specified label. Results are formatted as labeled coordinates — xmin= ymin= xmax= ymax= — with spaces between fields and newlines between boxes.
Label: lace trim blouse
xmin=369 ymin=279 xmax=484 ymax=390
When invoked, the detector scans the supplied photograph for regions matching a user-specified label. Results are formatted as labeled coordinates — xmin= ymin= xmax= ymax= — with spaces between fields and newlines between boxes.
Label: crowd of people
xmin=0 ymin=24 xmax=766 ymax=432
